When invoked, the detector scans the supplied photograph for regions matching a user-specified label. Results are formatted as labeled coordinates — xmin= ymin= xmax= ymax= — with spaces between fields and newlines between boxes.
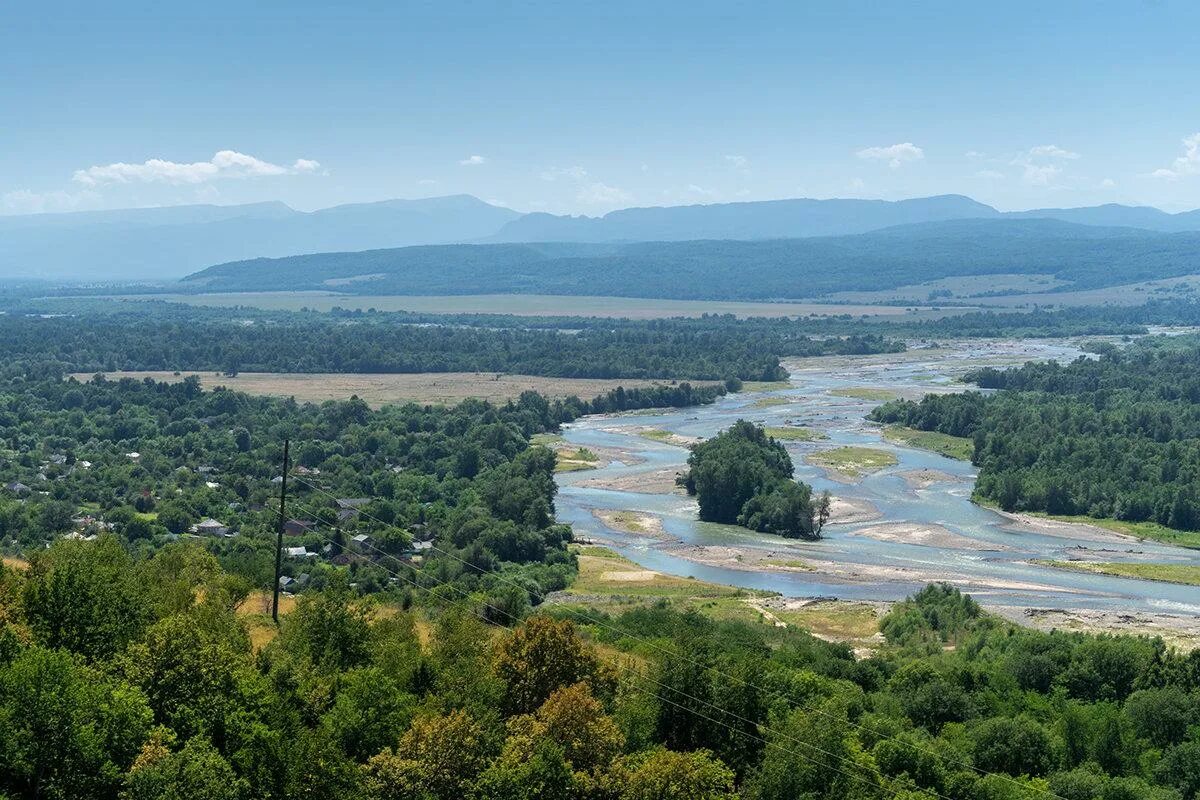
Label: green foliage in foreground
xmin=4 ymin=550 xmax=1200 ymax=800
xmin=678 ymin=421 xmax=830 ymax=539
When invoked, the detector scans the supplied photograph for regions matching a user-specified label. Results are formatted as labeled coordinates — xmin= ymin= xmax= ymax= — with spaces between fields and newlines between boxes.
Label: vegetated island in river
xmin=676 ymin=420 xmax=830 ymax=539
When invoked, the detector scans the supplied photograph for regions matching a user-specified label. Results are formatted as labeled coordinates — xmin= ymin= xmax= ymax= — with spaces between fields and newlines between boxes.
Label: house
xmin=285 ymin=546 xmax=314 ymax=558
xmin=278 ymin=575 xmax=295 ymax=590
xmin=349 ymin=533 xmax=374 ymax=554
xmin=335 ymin=498 xmax=369 ymax=523
xmin=4 ymin=481 xmax=30 ymax=495
xmin=294 ymin=572 xmax=311 ymax=588
xmin=193 ymin=518 xmax=230 ymax=537
xmin=284 ymin=519 xmax=314 ymax=536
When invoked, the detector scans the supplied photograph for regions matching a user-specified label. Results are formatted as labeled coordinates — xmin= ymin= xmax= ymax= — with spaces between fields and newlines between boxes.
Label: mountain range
xmin=183 ymin=218 xmax=1200 ymax=301
xmin=4 ymin=193 xmax=1200 ymax=282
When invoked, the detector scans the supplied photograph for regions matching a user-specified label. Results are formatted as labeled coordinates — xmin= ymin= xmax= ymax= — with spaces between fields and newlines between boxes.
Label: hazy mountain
xmin=486 ymin=194 xmax=1001 ymax=242
xmin=1004 ymin=203 xmax=1200 ymax=232
xmin=184 ymin=218 xmax=1200 ymax=300
xmin=0 ymin=195 xmax=520 ymax=281
xmin=8 ymin=193 xmax=1200 ymax=282
xmin=486 ymin=196 xmax=1200 ymax=244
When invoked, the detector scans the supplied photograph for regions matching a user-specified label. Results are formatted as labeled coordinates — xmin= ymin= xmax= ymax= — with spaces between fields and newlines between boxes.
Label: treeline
xmin=0 ymin=304 xmax=908 ymax=382
xmin=4 ymin=547 xmax=1200 ymax=799
xmin=870 ymin=335 xmax=1200 ymax=528
xmin=678 ymin=420 xmax=830 ymax=539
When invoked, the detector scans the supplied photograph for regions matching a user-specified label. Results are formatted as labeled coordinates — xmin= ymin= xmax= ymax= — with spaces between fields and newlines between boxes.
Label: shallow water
xmin=555 ymin=340 xmax=1200 ymax=615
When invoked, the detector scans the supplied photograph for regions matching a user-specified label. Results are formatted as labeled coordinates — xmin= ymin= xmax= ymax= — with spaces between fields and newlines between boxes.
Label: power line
xmin=278 ymin=489 xmax=1060 ymax=800
xmin=285 ymin=471 xmax=1068 ymax=800
xmin=277 ymin=496 xmax=908 ymax=800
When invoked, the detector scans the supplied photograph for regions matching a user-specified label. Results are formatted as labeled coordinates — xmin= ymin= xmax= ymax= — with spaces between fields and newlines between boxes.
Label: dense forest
xmin=677 ymin=421 xmax=830 ymax=539
xmin=3 ymin=545 xmax=1200 ymax=799
xmin=0 ymin=304 xmax=906 ymax=382
xmin=870 ymin=335 xmax=1200 ymax=529
xmin=180 ymin=219 xmax=1200 ymax=299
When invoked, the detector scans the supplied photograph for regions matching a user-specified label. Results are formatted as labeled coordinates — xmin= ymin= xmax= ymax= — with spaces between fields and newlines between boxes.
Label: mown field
xmin=72 ymin=370 xmax=682 ymax=407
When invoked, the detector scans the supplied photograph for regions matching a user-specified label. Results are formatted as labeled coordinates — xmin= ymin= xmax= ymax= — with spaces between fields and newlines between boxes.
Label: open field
xmin=1035 ymin=560 xmax=1200 ymax=586
xmin=99 ymin=292 xmax=954 ymax=319
xmin=765 ymin=425 xmax=827 ymax=441
xmin=808 ymin=446 xmax=899 ymax=478
xmin=749 ymin=396 xmax=792 ymax=409
xmin=71 ymin=370 xmax=687 ymax=407
xmin=565 ymin=546 xmax=751 ymax=600
xmin=1000 ymin=509 xmax=1200 ymax=550
xmin=882 ymin=425 xmax=974 ymax=460
xmin=829 ymin=387 xmax=898 ymax=402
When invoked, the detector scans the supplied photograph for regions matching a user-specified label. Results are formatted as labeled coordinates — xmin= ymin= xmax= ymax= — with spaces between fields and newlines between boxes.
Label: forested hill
xmin=182 ymin=219 xmax=1200 ymax=299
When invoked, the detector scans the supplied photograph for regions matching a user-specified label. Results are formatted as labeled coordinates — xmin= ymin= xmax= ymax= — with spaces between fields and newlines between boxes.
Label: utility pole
xmin=272 ymin=438 xmax=290 ymax=624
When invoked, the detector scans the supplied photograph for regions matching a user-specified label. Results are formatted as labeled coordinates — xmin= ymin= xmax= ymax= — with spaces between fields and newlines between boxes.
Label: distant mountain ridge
xmin=0 ymin=195 xmax=521 ymax=281
xmin=183 ymin=218 xmax=1200 ymax=300
xmin=487 ymin=195 xmax=1200 ymax=243
xmin=486 ymin=195 xmax=1000 ymax=241
xmin=5 ymin=192 xmax=1200 ymax=282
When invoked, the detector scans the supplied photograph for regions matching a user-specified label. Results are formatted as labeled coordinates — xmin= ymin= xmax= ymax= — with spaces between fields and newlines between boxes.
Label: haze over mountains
xmin=3 ymin=193 xmax=1200 ymax=282
xmin=185 ymin=218 xmax=1200 ymax=301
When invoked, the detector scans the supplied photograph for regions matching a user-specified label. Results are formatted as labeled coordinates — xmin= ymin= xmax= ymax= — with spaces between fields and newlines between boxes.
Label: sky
xmin=3 ymin=0 xmax=1200 ymax=217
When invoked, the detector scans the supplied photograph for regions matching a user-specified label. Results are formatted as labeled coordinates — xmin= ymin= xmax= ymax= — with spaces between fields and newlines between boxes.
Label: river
xmin=553 ymin=338 xmax=1200 ymax=622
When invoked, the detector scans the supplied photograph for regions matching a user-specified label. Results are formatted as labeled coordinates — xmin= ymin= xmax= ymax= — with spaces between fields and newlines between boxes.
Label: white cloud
xmin=856 ymin=142 xmax=924 ymax=169
xmin=576 ymin=182 xmax=632 ymax=206
xmin=975 ymin=170 xmax=1005 ymax=179
xmin=416 ymin=178 xmax=438 ymax=186
xmin=1101 ymin=177 xmax=1116 ymax=188
xmin=459 ymin=155 xmax=486 ymax=166
xmin=1149 ymin=132 xmax=1200 ymax=180
xmin=685 ymin=184 xmax=717 ymax=198
xmin=1011 ymin=144 xmax=1079 ymax=186
xmin=847 ymin=177 xmax=866 ymax=191
xmin=965 ymin=150 xmax=984 ymax=159
xmin=540 ymin=165 xmax=588 ymax=182
xmin=1027 ymin=144 xmax=1079 ymax=160
xmin=72 ymin=150 xmax=320 ymax=186
xmin=724 ymin=154 xmax=749 ymax=169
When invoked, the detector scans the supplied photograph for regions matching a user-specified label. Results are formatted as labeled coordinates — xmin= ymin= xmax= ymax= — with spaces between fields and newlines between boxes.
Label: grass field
xmin=1019 ymin=512 xmax=1200 ymax=549
xmin=1036 ymin=560 xmax=1200 ymax=586
xmin=882 ymin=425 xmax=973 ymax=460
xmin=72 ymin=370 xmax=685 ymax=407
xmin=567 ymin=547 xmax=749 ymax=600
xmin=750 ymin=396 xmax=793 ymax=409
xmin=765 ymin=426 xmax=827 ymax=441
xmin=101 ymin=292 xmax=947 ymax=319
xmin=808 ymin=446 xmax=899 ymax=478
xmin=740 ymin=380 xmax=793 ymax=392
xmin=829 ymin=387 xmax=898 ymax=402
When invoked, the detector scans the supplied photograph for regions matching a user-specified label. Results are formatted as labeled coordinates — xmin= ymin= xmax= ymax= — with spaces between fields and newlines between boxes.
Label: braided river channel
xmin=553 ymin=339 xmax=1200 ymax=626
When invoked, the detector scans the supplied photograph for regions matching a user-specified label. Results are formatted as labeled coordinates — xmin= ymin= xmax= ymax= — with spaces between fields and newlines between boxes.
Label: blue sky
xmin=3 ymin=0 xmax=1199 ymax=215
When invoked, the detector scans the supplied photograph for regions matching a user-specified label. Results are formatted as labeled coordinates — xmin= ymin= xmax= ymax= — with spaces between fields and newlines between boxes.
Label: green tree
xmin=0 ymin=646 xmax=152 ymax=800
xmin=121 ymin=735 xmax=246 ymax=800
xmin=23 ymin=536 xmax=150 ymax=661
xmin=619 ymin=748 xmax=737 ymax=800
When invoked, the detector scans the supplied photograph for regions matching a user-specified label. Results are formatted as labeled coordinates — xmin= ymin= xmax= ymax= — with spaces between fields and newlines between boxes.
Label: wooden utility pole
xmin=272 ymin=438 xmax=290 ymax=624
